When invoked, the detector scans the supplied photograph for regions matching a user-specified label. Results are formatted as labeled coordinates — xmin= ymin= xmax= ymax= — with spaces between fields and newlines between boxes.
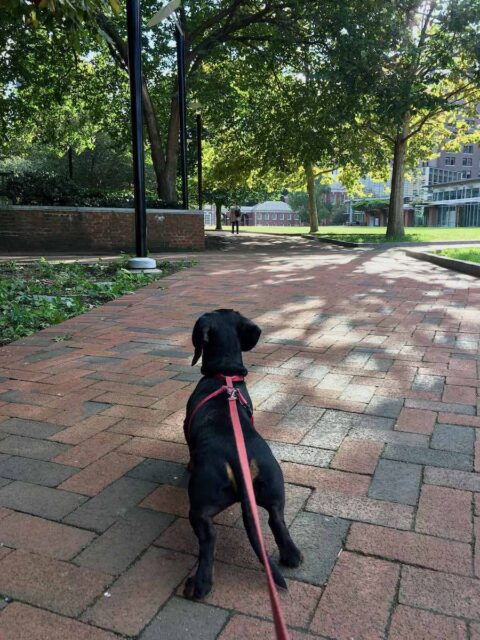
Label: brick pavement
xmin=0 ymin=234 xmax=479 ymax=639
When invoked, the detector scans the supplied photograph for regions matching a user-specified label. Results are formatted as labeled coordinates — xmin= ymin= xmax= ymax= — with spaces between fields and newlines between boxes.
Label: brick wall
xmin=0 ymin=207 xmax=205 ymax=252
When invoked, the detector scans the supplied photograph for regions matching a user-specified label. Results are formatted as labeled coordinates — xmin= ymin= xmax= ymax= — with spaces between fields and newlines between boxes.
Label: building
xmin=246 ymin=201 xmax=301 ymax=226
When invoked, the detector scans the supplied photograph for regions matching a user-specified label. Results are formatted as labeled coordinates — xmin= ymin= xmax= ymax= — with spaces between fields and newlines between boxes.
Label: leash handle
xmin=226 ymin=376 xmax=290 ymax=640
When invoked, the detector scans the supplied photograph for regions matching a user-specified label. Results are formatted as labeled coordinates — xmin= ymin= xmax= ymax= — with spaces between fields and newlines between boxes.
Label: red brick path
xmin=0 ymin=234 xmax=479 ymax=639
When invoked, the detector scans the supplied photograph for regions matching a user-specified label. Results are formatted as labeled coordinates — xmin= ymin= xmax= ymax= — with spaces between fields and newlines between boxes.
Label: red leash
xmin=225 ymin=376 xmax=290 ymax=640
xmin=185 ymin=375 xmax=290 ymax=639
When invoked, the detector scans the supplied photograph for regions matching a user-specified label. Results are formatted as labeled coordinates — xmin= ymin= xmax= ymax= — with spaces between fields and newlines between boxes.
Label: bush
xmin=5 ymin=171 xmax=83 ymax=205
xmin=4 ymin=171 xmax=183 ymax=209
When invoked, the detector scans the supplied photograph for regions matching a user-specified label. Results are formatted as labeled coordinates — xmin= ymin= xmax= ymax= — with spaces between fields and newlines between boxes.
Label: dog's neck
xmin=201 ymin=357 xmax=247 ymax=378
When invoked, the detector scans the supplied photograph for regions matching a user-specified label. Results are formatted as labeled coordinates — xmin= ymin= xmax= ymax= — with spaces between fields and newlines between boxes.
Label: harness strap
xmin=185 ymin=375 xmax=252 ymax=441
xmin=225 ymin=376 xmax=289 ymax=640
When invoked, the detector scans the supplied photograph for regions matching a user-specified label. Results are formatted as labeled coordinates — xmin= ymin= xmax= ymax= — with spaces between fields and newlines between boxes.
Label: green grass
xmin=207 ymin=225 xmax=480 ymax=243
xmin=436 ymin=248 xmax=480 ymax=263
xmin=0 ymin=257 xmax=191 ymax=346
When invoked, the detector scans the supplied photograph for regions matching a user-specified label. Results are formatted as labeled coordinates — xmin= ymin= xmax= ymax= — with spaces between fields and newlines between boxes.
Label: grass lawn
xmin=206 ymin=225 xmax=480 ymax=242
xmin=230 ymin=225 xmax=480 ymax=243
xmin=0 ymin=257 xmax=191 ymax=346
xmin=436 ymin=248 xmax=480 ymax=263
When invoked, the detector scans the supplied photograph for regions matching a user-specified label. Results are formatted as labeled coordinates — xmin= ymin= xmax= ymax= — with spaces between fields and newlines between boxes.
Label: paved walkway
xmin=0 ymin=235 xmax=479 ymax=639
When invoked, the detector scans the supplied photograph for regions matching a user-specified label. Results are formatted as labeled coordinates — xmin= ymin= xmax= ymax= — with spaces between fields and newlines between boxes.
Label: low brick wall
xmin=0 ymin=206 xmax=205 ymax=252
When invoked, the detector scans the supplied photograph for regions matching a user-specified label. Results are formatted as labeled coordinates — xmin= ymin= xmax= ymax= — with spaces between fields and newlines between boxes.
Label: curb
xmin=406 ymin=249 xmax=480 ymax=278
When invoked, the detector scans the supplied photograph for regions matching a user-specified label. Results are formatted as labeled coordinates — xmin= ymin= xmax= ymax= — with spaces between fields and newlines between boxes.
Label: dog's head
xmin=191 ymin=309 xmax=261 ymax=376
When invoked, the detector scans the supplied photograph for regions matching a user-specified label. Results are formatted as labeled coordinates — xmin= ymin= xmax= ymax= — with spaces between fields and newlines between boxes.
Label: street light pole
xmin=126 ymin=0 xmax=156 ymax=270
xmin=175 ymin=18 xmax=188 ymax=210
xmin=196 ymin=110 xmax=203 ymax=210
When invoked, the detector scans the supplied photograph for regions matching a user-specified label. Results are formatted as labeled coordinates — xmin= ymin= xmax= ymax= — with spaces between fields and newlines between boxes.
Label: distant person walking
xmin=230 ymin=205 xmax=241 ymax=234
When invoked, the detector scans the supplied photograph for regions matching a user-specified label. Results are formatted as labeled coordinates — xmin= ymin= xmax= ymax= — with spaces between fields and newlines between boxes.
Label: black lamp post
xmin=126 ymin=0 xmax=156 ymax=270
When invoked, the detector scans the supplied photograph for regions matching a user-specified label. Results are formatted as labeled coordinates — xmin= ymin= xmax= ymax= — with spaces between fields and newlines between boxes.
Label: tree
xmin=334 ymin=0 xmax=480 ymax=237
xmin=288 ymin=183 xmax=333 ymax=225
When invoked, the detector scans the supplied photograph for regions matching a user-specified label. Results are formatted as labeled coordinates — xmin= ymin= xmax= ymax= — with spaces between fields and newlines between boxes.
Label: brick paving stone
xmin=83 ymin=547 xmax=195 ymax=636
xmin=127 ymin=458 xmax=189 ymax=486
xmin=368 ymin=459 xmax=422 ymax=505
xmin=438 ymin=413 xmax=480 ymax=427
xmin=340 ymin=384 xmax=376 ymax=403
xmin=58 ymin=451 xmax=143 ymax=496
xmin=0 ymin=511 xmax=95 ymax=560
xmin=0 ymin=417 xmax=62 ymax=438
xmin=476 ymin=436 xmax=480 ymax=473
xmin=399 ymin=565 xmax=480 ymax=620
xmin=53 ymin=432 xmax=130 ymax=468
xmin=317 ymin=373 xmax=352 ymax=391
xmin=118 ymin=437 xmax=190 ymax=464
xmin=472 ymin=623 xmax=480 ymax=640
xmin=270 ymin=442 xmax=334 ymax=467
xmin=0 ymin=403 xmax=56 ymax=421
xmin=282 ymin=512 xmax=349 ymax=586
xmin=64 ymin=476 xmax=157 ymax=532
xmin=331 ymin=439 xmax=383 ymax=474
xmin=301 ymin=421 xmax=350 ymax=450
xmin=0 ymin=481 xmax=86 ymax=519
xmin=0 ymin=603 xmax=119 ymax=640
xmin=350 ymin=426 xmax=429 ymax=448
xmin=365 ymin=396 xmax=404 ymax=418
xmin=218 ymin=615 xmax=319 ymax=640
xmin=415 ymin=485 xmax=473 ymax=542
xmin=307 ymin=490 xmax=413 ymax=529
xmin=140 ymin=485 xmax=189 ymax=517
xmin=257 ymin=392 xmax=302 ymax=414
xmin=431 ymin=424 xmax=475 ymax=455
xmin=310 ymin=551 xmax=399 ymax=639
xmin=49 ymin=415 xmax=121 ymax=445
xmin=139 ymin=597 xmax=229 ymax=640
xmin=395 ymin=408 xmax=436 ymax=435
xmin=388 ymin=605 xmax=467 ymax=640
xmin=443 ymin=384 xmax=477 ymax=405
xmin=280 ymin=403 xmax=326 ymax=427
xmin=424 ymin=466 xmax=480 ymax=492
xmin=383 ymin=443 xmax=473 ymax=471
xmin=282 ymin=462 xmax=371 ymax=495
xmin=188 ymin=560 xmax=322 ymax=628
xmin=347 ymin=523 xmax=472 ymax=575
xmin=299 ymin=364 xmax=330 ymax=380
xmin=412 ymin=374 xmax=445 ymax=393
xmin=0 ymin=456 xmax=77 ymax=487
xmin=406 ymin=398 xmax=476 ymax=415
xmin=0 ymin=435 xmax=69 ymax=461
xmin=74 ymin=507 xmax=173 ymax=574
xmin=0 ymin=549 xmax=111 ymax=616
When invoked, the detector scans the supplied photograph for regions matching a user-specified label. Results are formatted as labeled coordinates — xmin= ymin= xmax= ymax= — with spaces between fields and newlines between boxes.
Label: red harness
xmin=185 ymin=374 xmax=289 ymax=640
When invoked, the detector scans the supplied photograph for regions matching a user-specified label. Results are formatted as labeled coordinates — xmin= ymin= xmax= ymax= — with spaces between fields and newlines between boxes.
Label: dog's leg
xmin=184 ymin=511 xmax=216 ymax=600
xmin=240 ymin=501 xmax=287 ymax=589
xmin=267 ymin=504 xmax=303 ymax=568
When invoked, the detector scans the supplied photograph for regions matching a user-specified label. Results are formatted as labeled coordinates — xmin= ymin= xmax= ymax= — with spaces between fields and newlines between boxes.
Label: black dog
xmin=183 ymin=309 xmax=302 ymax=600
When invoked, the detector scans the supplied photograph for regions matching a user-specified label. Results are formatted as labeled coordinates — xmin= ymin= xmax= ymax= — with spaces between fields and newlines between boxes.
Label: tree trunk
xmin=305 ymin=162 xmax=318 ymax=233
xmin=215 ymin=199 xmax=223 ymax=230
xmin=387 ymin=118 xmax=410 ymax=238
xmin=98 ymin=15 xmax=177 ymax=203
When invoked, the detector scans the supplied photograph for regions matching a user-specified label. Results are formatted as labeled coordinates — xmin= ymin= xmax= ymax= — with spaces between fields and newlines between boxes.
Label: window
xmin=464 ymin=144 xmax=474 ymax=154
xmin=463 ymin=157 xmax=473 ymax=166
xmin=445 ymin=157 xmax=456 ymax=166
xmin=462 ymin=171 xmax=472 ymax=179
xmin=271 ymin=213 xmax=277 ymax=220
xmin=279 ymin=213 xmax=284 ymax=220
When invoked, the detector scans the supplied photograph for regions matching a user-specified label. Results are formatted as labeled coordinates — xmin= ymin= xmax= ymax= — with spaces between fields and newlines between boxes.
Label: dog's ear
xmin=239 ymin=317 xmax=261 ymax=352
xmin=191 ymin=316 xmax=210 ymax=366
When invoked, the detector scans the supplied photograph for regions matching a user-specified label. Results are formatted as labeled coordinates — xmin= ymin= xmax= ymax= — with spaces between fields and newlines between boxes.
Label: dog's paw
xmin=183 ymin=576 xmax=212 ymax=600
xmin=280 ymin=547 xmax=304 ymax=568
